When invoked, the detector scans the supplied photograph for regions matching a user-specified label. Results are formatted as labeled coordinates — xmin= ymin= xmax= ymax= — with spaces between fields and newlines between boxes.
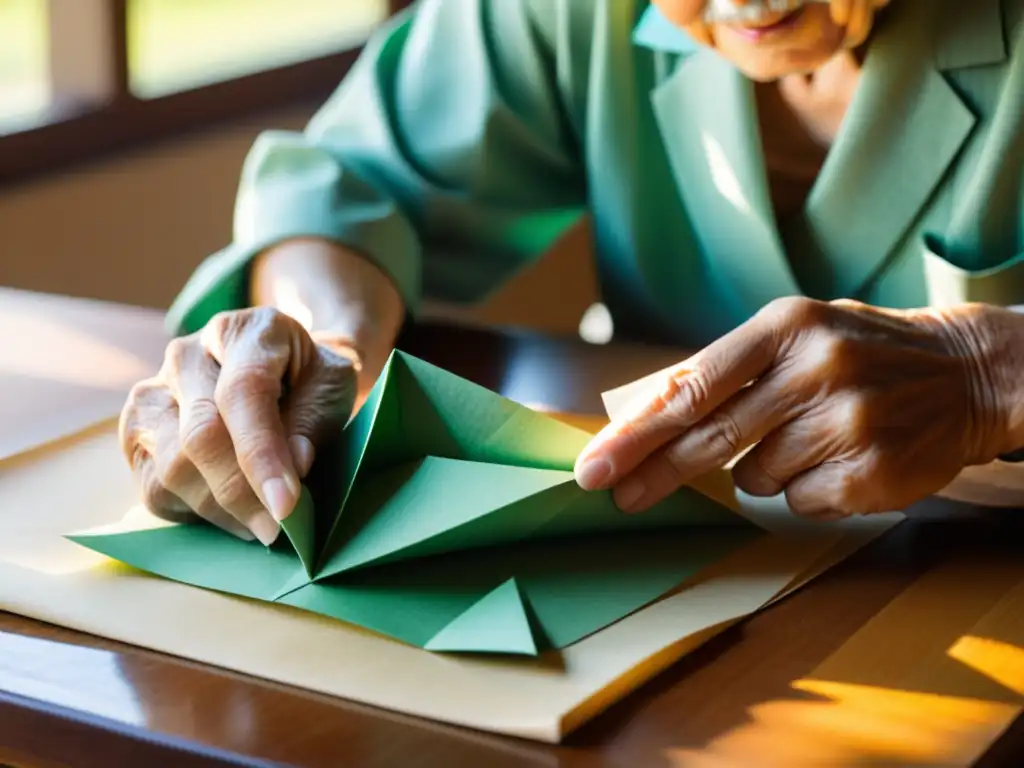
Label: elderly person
xmin=122 ymin=0 xmax=1024 ymax=545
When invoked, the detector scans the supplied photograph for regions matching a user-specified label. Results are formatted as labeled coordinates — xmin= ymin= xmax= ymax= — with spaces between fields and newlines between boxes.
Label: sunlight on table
xmin=666 ymin=637 xmax=1024 ymax=767
xmin=0 ymin=426 xmax=143 ymax=576
xmin=0 ymin=307 xmax=154 ymax=389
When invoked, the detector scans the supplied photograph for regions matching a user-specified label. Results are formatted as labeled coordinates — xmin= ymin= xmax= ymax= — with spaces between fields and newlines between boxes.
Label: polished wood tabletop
xmin=1 ymin=290 xmax=1022 ymax=767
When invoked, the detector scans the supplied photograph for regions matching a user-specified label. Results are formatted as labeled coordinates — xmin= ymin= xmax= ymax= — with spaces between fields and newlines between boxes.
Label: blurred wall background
xmin=0 ymin=0 xmax=598 ymax=336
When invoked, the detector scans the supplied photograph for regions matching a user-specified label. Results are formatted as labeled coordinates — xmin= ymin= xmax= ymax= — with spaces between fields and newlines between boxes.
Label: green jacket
xmin=168 ymin=0 xmax=1024 ymax=347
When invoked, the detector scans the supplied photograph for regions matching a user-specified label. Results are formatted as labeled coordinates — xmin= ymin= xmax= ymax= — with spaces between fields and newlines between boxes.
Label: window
xmin=0 ymin=0 xmax=50 ymax=133
xmin=0 ymin=0 xmax=410 ymax=184
xmin=128 ymin=0 xmax=388 ymax=98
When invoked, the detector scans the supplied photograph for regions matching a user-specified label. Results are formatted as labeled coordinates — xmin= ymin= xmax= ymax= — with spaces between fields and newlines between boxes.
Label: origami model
xmin=69 ymin=352 xmax=763 ymax=656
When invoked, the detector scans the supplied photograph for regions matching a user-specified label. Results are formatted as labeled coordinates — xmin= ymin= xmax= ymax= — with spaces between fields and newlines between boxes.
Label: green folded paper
xmin=68 ymin=352 xmax=763 ymax=656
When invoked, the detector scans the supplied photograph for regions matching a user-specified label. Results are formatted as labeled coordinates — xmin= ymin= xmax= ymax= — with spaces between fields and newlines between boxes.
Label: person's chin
xmin=717 ymin=43 xmax=837 ymax=82
xmin=712 ymin=13 xmax=845 ymax=82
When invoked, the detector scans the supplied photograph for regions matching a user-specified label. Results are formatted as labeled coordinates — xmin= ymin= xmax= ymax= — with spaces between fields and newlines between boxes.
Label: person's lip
xmin=727 ymin=7 xmax=805 ymax=41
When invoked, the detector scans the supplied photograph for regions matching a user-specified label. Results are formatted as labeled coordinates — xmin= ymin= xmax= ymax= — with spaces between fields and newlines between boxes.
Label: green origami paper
xmin=68 ymin=351 xmax=763 ymax=656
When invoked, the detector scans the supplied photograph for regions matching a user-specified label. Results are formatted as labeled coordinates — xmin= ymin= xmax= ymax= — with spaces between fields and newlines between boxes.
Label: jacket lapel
xmin=637 ymin=0 xmax=1005 ymax=307
xmin=649 ymin=49 xmax=802 ymax=313
xmin=785 ymin=0 xmax=1002 ymax=299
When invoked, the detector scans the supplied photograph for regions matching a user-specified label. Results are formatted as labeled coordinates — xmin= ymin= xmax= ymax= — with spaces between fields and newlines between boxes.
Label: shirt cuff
xmin=165 ymin=198 xmax=422 ymax=337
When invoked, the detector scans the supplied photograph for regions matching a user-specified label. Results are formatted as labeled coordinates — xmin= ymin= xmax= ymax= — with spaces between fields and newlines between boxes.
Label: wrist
xmin=252 ymin=237 xmax=403 ymax=378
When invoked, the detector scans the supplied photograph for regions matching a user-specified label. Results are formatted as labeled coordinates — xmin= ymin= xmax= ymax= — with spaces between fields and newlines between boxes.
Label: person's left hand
xmin=574 ymin=297 xmax=1023 ymax=520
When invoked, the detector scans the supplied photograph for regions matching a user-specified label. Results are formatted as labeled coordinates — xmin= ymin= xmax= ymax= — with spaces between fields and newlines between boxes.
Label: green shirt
xmin=168 ymin=0 xmax=1024 ymax=347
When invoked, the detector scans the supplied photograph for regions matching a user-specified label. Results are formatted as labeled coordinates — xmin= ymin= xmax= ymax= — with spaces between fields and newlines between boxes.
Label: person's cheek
xmin=652 ymin=0 xmax=709 ymax=26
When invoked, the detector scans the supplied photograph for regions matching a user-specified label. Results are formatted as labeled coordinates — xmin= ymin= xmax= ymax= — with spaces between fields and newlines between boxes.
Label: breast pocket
xmin=922 ymin=234 xmax=1024 ymax=308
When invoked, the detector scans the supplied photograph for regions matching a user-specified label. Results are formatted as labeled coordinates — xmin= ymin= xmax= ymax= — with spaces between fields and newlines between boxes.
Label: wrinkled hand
xmin=120 ymin=308 xmax=359 ymax=544
xmin=575 ymin=298 xmax=1015 ymax=520
xmin=657 ymin=0 xmax=890 ymax=48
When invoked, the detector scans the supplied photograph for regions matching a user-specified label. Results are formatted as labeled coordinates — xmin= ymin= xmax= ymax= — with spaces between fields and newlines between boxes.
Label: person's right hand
xmin=119 ymin=307 xmax=360 ymax=545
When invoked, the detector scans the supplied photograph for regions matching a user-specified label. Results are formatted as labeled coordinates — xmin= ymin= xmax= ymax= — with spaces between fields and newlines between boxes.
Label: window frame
xmin=0 ymin=0 xmax=412 ymax=186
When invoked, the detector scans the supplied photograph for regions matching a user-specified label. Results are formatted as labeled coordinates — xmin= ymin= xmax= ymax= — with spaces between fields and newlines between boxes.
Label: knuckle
xmin=179 ymin=400 xmax=228 ymax=461
xmin=120 ymin=378 xmax=167 ymax=455
xmin=162 ymin=337 xmax=191 ymax=372
xmin=207 ymin=310 xmax=240 ymax=336
xmin=660 ymin=443 xmax=691 ymax=483
xmin=232 ymin=431 xmax=279 ymax=472
xmin=137 ymin=462 xmax=188 ymax=518
xmin=285 ymin=380 xmax=357 ymax=439
xmin=763 ymin=296 xmax=823 ymax=328
xmin=214 ymin=364 xmax=281 ymax=410
xmin=659 ymin=368 xmax=712 ymax=423
xmin=786 ymin=493 xmax=817 ymax=518
xmin=829 ymin=298 xmax=866 ymax=312
xmin=153 ymin=450 xmax=191 ymax=494
xmin=837 ymin=395 xmax=874 ymax=439
xmin=209 ymin=469 xmax=254 ymax=511
xmin=815 ymin=333 xmax=857 ymax=374
xmin=708 ymin=411 xmax=744 ymax=459
xmin=124 ymin=378 xmax=164 ymax=412
xmin=688 ymin=412 xmax=745 ymax=466
xmin=821 ymin=467 xmax=863 ymax=515
xmin=735 ymin=452 xmax=784 ymax=498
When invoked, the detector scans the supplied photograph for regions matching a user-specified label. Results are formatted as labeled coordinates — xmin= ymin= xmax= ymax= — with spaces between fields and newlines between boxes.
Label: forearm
xmin=249 ymin=237 xmax=405 ymax=375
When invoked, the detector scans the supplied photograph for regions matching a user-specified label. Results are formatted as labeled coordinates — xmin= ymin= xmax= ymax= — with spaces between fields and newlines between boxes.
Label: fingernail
xmin=576 ymin=458 xmax=613 ymax=490
xmin=614 ymin=478 xmax=646 ymax=513
xmin=249 ymin=512 xmax=281 ymax=546
xmin=263 ymin=477 xmax=297 ymax=522
xmin=289 ymin=436 xmax=316 ymax=478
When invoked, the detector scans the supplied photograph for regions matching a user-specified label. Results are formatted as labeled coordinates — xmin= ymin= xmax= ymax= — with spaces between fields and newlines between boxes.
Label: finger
xmin=120 ymin=377 xmax=172 ymax=466
xmin=607 ymin=368 xmax=805 ymax=512
xmin=843 ymin=0 xmax=873 ymax=47
xmin=576 ymin=309 xmax=783 ymax=490
xmin=732 ymin=414 xmax=836 ymax=498
xmin=150 ymin=402 xmax=260 ymax=542
xmin=830 ymin=0 xmax=853 ymax=26
xmin=280 ymin=345 xmax=359 ymax=477
xmin=203 ymin=310 xmax=309 ymax=522
xmin=165 ymin=339 xmax=279 ymax=543
xmin=135 ymin=450 xmax=193 ymax=523
xmin=133 ymin=410 xmax=253 ymax=539
xmin=784 ymin=462 xmax=863 ymax=520
xmin=121 ymin=379 xmax=190 ymax=517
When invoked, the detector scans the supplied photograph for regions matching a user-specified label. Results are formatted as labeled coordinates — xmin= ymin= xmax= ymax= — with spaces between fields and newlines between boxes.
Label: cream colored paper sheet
xmin=0 ymin=421 xmax=899 ymax=741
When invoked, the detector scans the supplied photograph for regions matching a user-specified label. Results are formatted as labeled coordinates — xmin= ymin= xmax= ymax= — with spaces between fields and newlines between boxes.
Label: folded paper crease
xmin=67 ymin=352 xmax=763 ymax=656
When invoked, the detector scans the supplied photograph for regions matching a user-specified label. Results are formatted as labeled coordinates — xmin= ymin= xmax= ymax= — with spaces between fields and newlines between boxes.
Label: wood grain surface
xmin=0 ymin=290 xmax=1021 ymax=767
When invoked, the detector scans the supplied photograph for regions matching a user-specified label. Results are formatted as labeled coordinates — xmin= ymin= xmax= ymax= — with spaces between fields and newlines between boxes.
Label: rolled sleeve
xmin=167 ymin=0 xmax=586 ymax=337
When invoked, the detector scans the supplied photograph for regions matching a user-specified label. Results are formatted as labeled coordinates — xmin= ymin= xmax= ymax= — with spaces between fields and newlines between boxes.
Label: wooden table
xmin=1 ymin=289 xmax=1022 ymax=767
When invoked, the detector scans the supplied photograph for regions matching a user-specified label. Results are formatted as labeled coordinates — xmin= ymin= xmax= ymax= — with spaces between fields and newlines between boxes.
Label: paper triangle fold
xmin=424 ymin=578 xmax=538 ymax=656
xmin=319 ymin=351 xmax=600 ymax=569
xmin=317 ymin=457 xmax=576 ymax=577
xmin=280 ymin=485 xmax=317 ymax=578
xmin=400 ymin=353 xmax=593 ymax=470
